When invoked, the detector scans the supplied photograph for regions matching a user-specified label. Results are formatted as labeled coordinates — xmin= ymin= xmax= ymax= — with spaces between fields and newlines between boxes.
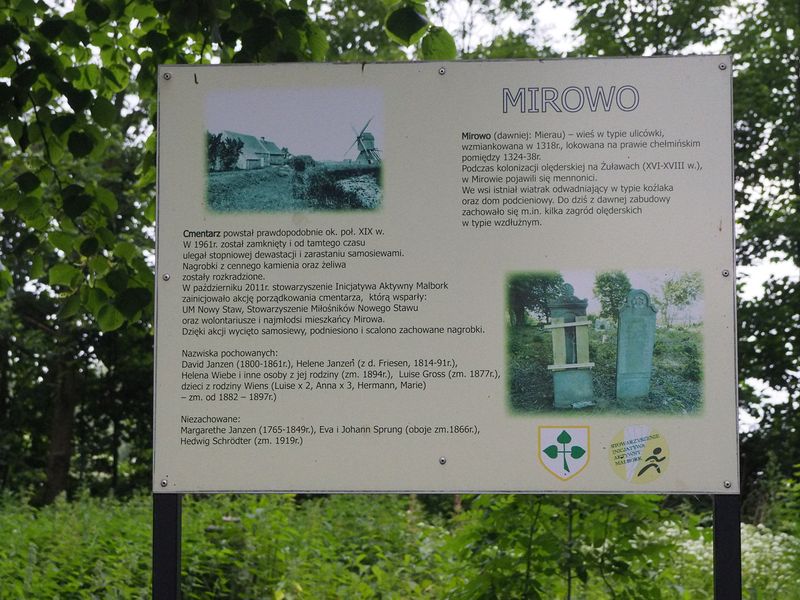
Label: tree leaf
xmin=38 ymin=18 xmax=67 ymax=41
xmin=543 ymin=445 xmax=559 ymax=459
xmin=571 ymin=446 xmax=586 ymax=459
xmin=90 ymin=97 xmax=116 ymax=127
xmin=49 ymin=263 xmax=81 ymax=287
xmin=105 ymin=268 xmax=129 ymax=293
xmin=85 ymin=286 xmax=108 ymax=316
xmin=95 ymin=186 xmax=118 ymax=212
xmin=85 ymin=0 xmax=111 ymax=24
xmin=0 ymin=22 xmax=21 ymax=46
xmin=15 ymin=172 xmax=40 ymax=193
xmin=419 ymin=26 xmax=456 ymax=60
xmin=88 ymin=255 xmax=110 ymax=276
xmin=63 ymin=192 xmax=93 ymax=219
xmin=50 ymin=114 xmax=77 ymax=136
xmin=113 ymin=241 xmax=137 ymax=262
xmin=58 ymin=293 xmax=82 ymax=318
xmin=97 ymin=304 xmax=125 ymax=331
xmin=79 ymin=237 xmax=100 ymax=256
xmin=65 ymin=88 xmax=94 ymax=112
xmin=30 ymin=254 xmax=45 ymax=279
xmin=385 ymin=4 xmax=428 ymax=46
xmin=114 ymin=287 xmax=152 ymax=318
xmin=49 ymin=231 xmax=77 ymax=252
xmin=68 ymin=131 xmax=94 ymax=158
xmin=305 ymin=22 xmax=329 ymax=61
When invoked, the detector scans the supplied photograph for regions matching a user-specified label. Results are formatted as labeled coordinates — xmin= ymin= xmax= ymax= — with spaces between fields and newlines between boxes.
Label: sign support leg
xmin=713 ymin=494 xmax=741 ymax=600
xmin=153 ymin=493 xmax=182 ymax=600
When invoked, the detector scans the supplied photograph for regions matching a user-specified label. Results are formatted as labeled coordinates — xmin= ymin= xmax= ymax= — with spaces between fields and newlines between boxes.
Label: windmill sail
xmin=347 ymin=118 xmax=381 ymax=164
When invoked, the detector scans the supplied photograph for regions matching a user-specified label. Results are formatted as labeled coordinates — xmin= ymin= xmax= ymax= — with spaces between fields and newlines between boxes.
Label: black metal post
xmin=713 ymin=494 xmax=742 ymax=600
xmin=153 ymin=493 xmax=182 ymax=600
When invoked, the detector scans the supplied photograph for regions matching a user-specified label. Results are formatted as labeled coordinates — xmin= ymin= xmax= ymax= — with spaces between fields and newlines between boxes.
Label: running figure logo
xmin=538 ymin=426 xmax=590 ymax=480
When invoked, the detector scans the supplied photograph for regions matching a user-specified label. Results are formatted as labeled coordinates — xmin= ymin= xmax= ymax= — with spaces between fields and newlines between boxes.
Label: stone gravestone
xmin=616 ymin=289 xmax=657 ymax=400
xmin=546 ymin=285 xmax=595 ymax=409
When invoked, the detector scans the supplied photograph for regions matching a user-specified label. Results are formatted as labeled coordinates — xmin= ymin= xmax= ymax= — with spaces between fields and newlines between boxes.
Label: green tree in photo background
xmin=593 ymin=270 xmax=631 ymax=324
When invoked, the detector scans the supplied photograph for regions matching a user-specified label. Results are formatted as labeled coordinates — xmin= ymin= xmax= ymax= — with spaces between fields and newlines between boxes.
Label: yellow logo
xmin=609 ymin=426 xmax=669 ymax=483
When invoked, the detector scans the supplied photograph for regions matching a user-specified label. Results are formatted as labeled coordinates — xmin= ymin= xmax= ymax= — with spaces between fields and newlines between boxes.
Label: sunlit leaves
xmin=113 ymin=242 xmax=138 ymax=262
xmin=49 ymin=231 xmax=77 ymax=253
xmin=419 ymin=26 xmax=457 ymax=59
xmin=49 ymin=263 xmax=81 ymax=288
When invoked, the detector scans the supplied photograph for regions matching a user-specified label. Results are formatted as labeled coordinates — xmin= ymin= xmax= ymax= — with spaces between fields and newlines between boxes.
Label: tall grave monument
xmin=616 ymin=289 xmax=657 ymax=400
xmin=546 ymin=285 xmax=595 ymax=408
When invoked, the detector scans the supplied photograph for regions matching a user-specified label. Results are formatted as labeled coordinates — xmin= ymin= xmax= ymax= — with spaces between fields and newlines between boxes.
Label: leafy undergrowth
xmin=1 ymin=493 xmax=798 ymax=599
xmin=0 ymin=493 xmax=453 ymax=599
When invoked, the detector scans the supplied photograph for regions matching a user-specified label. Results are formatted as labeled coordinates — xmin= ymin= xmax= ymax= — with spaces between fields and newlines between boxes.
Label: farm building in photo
xmin=221 ymin=130 xmax=286 ymax=169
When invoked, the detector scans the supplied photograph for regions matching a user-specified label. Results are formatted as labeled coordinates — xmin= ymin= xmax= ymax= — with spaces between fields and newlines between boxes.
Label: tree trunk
xmin=31 ymin=361 xmax=78 ymax=506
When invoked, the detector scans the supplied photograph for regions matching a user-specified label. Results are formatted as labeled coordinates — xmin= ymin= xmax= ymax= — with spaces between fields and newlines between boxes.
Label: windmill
xmin=346 ymin=118 xmax=381 ymax=165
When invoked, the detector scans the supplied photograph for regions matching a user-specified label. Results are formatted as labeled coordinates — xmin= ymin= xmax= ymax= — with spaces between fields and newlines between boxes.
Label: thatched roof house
xmin=221 ymin=130 xmax=286 ymax=169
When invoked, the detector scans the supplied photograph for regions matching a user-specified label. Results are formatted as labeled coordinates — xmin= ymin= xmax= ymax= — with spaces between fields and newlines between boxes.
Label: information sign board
xmin=154 ymin=57 xmax=738 ymax=493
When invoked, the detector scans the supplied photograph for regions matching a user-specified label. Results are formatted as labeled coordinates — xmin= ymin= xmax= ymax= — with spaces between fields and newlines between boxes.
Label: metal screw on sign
xmin=163 ymin=72 xmax=172 ymax=80
xmin=438 ymin=66 xmax=446 ymax=76
xmin=722 ymin=269 xmax=730 ymax=277
xmin=723 ymin=480 xmax=732 ymax=489
xmin=439 ymin=456 xmax=447 ymax=465
xmin=719 ymin=64 xmax=727 ymax=71
xmin=161 ymin=479 xmax=168 ymax=487
xmin=163 ymin=273 xmax=171 ymax=281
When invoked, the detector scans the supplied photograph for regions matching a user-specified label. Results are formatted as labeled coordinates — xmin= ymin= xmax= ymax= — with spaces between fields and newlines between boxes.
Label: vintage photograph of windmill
xmin=205 ymin=88 xmax=383 ymax=212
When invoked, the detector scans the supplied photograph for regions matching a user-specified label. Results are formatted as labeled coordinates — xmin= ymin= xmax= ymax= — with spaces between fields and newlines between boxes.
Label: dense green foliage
xmin=506 ymin=272 xmax=566 ymax=326
xmin=592 ymin=271 xmax=631 ymax=324
xmin=1 ymin=492 xmax=799 ymax=599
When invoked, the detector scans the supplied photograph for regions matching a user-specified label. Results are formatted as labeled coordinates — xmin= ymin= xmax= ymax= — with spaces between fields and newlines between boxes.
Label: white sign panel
xmin=154 ymin=57 xmax=738 ymax=493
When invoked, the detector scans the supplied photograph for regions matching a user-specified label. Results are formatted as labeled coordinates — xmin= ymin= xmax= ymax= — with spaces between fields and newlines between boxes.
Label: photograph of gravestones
xmin=204 ymin=88 xmax=383 ymax=212
xmin=506 ymin=270 xmax=703 ymax=413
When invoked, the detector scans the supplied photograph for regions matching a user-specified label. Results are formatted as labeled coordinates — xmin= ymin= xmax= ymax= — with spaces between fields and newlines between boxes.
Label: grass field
xmin=207 ymin=168 xmax=304 ymax=212
xmin=207 ymin=165 xmax=381 ymax=212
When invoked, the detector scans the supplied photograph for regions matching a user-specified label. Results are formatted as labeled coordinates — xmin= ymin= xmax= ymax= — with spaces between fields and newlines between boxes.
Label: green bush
xmin=302 ymin=168 xmax=363 ymax=210
xmin=2 ymin=493 xmax=800 ymax=599
xmin=0 ymin=492 xmax=151 ymax=599
xmin=0 ymin=493 xmax=453 ymax=599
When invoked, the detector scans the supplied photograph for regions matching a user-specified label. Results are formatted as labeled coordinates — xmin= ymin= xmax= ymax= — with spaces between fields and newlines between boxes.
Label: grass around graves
xmin=507 ymin=320 xmax=703 ymax=414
